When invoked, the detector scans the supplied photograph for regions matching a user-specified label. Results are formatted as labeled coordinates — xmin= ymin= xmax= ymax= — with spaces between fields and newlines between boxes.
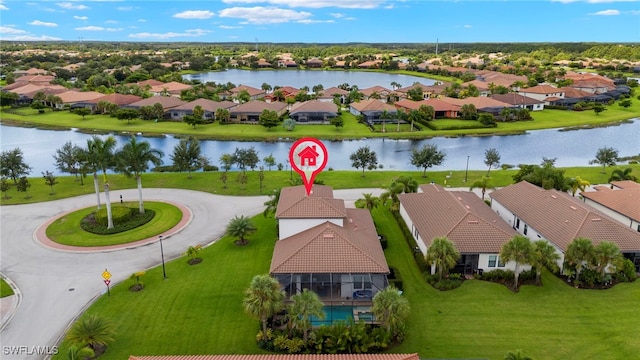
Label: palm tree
xmin=504 ymin=349 xmax=533 ymax=360
xmin=608 ymin=167 xmax=638 ymax=182
xmin=243 ymin=274 xmax=285 ymax=335
xmin=263 ymin=188 xmax=281 ymax=217
xmin=565 ymin=237 xmax=595 ymax=283
xmin=567 ymin=176 xmax=590 ymax=197
xmin=380 ymin=176 xmax=417 ymax=211
xmin=115 ymin=137 xmax=163 ymax=214
xmin=425 ymin=237 xmax=460 ymax=281
xmin=530 ymin=240 xmax=560 ymax=285
xmin=500 ymin=235 xmax=533 ymax=290
xmin=85 ymin=138 xmax=102 ymax=210
xmin=469 ymin=176 xmax=495 ymax=200
xmin=288 ymin=289 xmax=324 ymax=343
xmin=88 ymin=135 xmax=117 ymax=229
xmin=65 ymin=315 xmax=116 ymax=354
xmin=593 ymin=241 xmax=623 ymax=279
xmin=371 ymin=286 xmax=410 ymax=338
xmin=66 ymin=345 xmax=95 ymax=360
xmin=358 ymin=192 xmax=380 ymax=211
xmin=226 ymin=215 xmax=256 ymax=245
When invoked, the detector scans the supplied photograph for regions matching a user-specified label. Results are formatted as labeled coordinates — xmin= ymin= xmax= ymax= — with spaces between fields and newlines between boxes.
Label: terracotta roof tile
xmin=270 ymin=209 xmax=389 ymax=274
xmin=582 ymin=187 xmax=640 ymax=222
xmin=399 ymin=184 xmax=516 ymax=253
xmin=490 ymin=93 xmax=544 ymax=105
xmin=439 ymin=96 xmax=511 ymax=109
xmin=231 ymin=85 xmax=266 ymax=97
xmin=229 ymin=100 xmax=287 ymax=114
xmin=289 ymin=100 xmax=338 ymax=115
xmin=612 ymin=180 xmax=640 ymax=189
xmin=490 ymin=181 xmax=640 ymax=252
xmin=91 ymin=93 xmax=142 ymax=106
xmin=58 ymin=90 xmax=104 ymax=103
xmin=276 ymin=185 xmax=345 ymax=219
xmin=126 ymin=96 xmax=187 ymax=110
xmin=173 ymin=99 xmax=236 ymax=112
xmin=350 ymin=99 xmax=397 ymax=113
xmin=395 ymin=98 xmax=461 ymax=112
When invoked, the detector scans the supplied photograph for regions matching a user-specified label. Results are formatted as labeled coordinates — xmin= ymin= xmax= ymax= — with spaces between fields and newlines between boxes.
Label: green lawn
xmin=0 ymin=278 xmax=14 ymax=298
xmin=2 ymin=98 xmax=638 ymax=141
xmin=53 ymin=208 xmax=640 ymax=359
xmin=45 ymin=201 xmax=183 ymax=246
xmin=2 ymin=165 xmax=639 ymax=206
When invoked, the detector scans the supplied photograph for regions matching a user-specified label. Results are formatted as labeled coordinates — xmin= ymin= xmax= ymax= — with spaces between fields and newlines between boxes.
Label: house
xmin=581 ymin=180 xmax=640 ymax=233
xmin=129 ymin=354 xmax=420 ymax=360
xmin=517 ymin=85 xmax=565 ymax=103
xmin=169 ymin=99 xmax=236 ymax=121
xmin=10 ymin=74 xmax=55 ymax=86
xmin=277 ymin=59 xmax=298 ymax=68
xmin=439 ymin=96 xmax=513 ymax=116
xmin=230 ymin=85 xmax=266 ymax=101
xmin=289 ymin=100 xmax=338 ymax=124
xmin=489 ymin=181 xmax=640 ymax=271
xmin=305 ymin=58 xmax=323 ymax=68
xmin=349 ymin=99 xmax=397 ymax=124
xmin=398 ymin=184 xmax=519 ymax=275
xmin=136 ymin=79 xmax=165 ymax=89
xmin=271 ymin=185 xmax=389 ymax=305
xmin=123 ymin=96 xmax=187 ymax=116
xmin=265 ymin=86 xmax=301 ymax=103
xmin=394 ymin=98 xmax=461 ymax=119
xmin=148 ymin=81 xmax=192 ymax=97
xmin=56 ymin=90 xmax=105 ymax=109
xmin=316 ymin=87 xmax=348 ymax=103
xmin=228 ymin=101 xmax=287 ymax=123
xmin=490 ymin=93 xmax=545 ymax=111
xmin=462 ymin=80 xmax=491 ymax=96
xmin=87 ymin=94 xmax=142 ymax=113
xmin=360 ymin=86 xmax=394 ymax=101
xmin=396 ymin=83 xmax=433 ymax=100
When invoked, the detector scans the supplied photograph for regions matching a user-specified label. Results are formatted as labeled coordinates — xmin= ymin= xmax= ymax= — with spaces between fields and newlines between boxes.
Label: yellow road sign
xmin=102 ymin=269 xmax=112 ymax=280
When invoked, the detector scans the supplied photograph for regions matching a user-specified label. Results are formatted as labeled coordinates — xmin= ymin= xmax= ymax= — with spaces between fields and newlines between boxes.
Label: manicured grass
xmin=2 ymin=165 xmax=639 ymax=205
xmin=0 ymin=278 xmax=14 ymax=298
xmin=45 ymin=202 xmax=182 ymax=247
xmin=2 ymin=98 xmax=638 ymax=141
xmin=53 ymin=209 xmax=640 ymax=359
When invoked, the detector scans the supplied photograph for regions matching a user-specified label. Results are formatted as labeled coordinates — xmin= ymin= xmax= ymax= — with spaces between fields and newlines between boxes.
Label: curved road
xmin=0 ymin=187 xmax=382 ymax=359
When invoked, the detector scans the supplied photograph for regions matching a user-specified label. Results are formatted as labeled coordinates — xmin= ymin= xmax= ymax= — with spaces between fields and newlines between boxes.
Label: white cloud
xmin=76 ymin=25 xmax=122 ymax=31
xmin=129 ymin=29 xmax=211 ymax=39
xmin=219 ymin=6 xmax=312 ymax=24
xmin=297 ymin=19 xmax=334 ymax=24
xmin=57 ymin=2 xmax=89 ymax=10
xmin=173 ymin=10 xmax=215 ymax=19
xmin=0 ymin=4 xmax=8 ymax=10
xmin=117 ymin=6 xmax=133 ymax=11
xmin=551 ymin=0 xmax=638 ymax=3
xmin=105 ymin=20 xmax=118 ymax=24
xmin=0 ymin=26 xmax=27 ymax=35
xmin=344 ymin=16 xmax=356 ymax=20
xmin=0 ymin=26 xmax=61 ymax=40
xmin=138 ymin=19 xmax=146 ymax=22
xmin=29 ymin=20 xmax=59 ymax=27
xmin=219 ymin=25 xmax=243 ymax=29
xmin=464 ymin=24 xmax=472 ymax=28
xmin=628 ymin=10 xmax=640 ymax=14
xmin=591 ymin=9 xmax=621 ymax=15
xmin=222 ymin=0 xmax=384 ymax=9
xmin=74 ymin=15 xmax=88 ymax=20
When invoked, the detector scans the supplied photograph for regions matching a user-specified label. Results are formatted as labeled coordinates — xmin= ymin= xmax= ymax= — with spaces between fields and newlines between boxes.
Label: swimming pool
xmin=310 ymin=306 xmax=376 ymax=326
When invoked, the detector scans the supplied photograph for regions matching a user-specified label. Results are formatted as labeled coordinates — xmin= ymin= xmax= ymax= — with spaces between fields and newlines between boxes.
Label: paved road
xmin=0 ymin=187 xmax=385 ymax=360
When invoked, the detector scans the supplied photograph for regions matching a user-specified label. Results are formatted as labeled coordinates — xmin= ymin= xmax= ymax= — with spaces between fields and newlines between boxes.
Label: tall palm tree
xmin=243 ymin=274 xmax=285 ymax=335
xmin=226 ymin=215 xmax=256 ymax=245
xmin=115 ymin=137 xmax=163 ymax=214
xmin=65 ymin=315 xmax=116 ymax=354
xmin=500 ymin=235 xmax=533 ymax=290
xmin=288 ymin=289 xmax=324 ymax=343
xmin=530 ymin=240 xmax=560 ymax=285
xmin=564 ymin=237 xmax=595 ymax=283
xmin=88 ymin=135 xmax=117 ymax=228
xmin=469 ymin=176 xmax=495 ymax=200
xmin=608 ymin=167 xmax=638 ymax=182
xmin=380 ymin=176 xmax=417 ymax=211
xmin=567 ymin=176 xmax=590 ymax=197
xmin=593 ymin=241 xmax=623 ymax=278
xmin=85 ymin=138 xmax=102 ymax=210
xmin=371 ymin=286 xmax=410 ymax=338
xmin=425 ymin=237 xmax=460 ymax=281
xmin=358 ymin=192 xmax=380 ymax=211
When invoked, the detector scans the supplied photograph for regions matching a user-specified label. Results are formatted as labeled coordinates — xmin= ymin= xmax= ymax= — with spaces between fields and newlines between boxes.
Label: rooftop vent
xmin=551 ymin=195 xmax=557 ymax=199
xmin=592 ymin=218 xmax=602 ymax=222
xmin=570 ymin=206 xmax=577 ymax=210
xmin=323 ymin=233 xmax=334 ymax=239
xmin=465 ymin=205 xmax=471 ymax=209
xmin=467 ymin=220 xmax=478 ymax=224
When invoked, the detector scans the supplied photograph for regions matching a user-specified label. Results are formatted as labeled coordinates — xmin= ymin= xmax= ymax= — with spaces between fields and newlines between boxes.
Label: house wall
xmin=398 ymin=204 xmax=427 ymax=254
xmin=582 ymin=198 xmax=639 ymax=231
xmin=278 ymin=218 xmax=344 ymax=239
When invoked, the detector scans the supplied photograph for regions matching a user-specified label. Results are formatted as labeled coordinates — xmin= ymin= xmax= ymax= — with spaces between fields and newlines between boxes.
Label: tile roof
xmin=350 ymin=99 xmax=397 ymax=113
xmin=490 ymin=181 xmax=640 ymax=252
xmin=91 ymin=93 xmax=142 ymax=106
xmin=581 ymin=187 xmax=640 ymax=222
xmin=360 ymin=86 xmax=392 ymax=97
xmin=395 ymin=98 xmax=461 ymax=112
xmin=137 ymin=79 xmax=165 ymax=87
xmin=232 ymin=85 xmax=266 ymax=97
xmin=558 ymin=87 xmax=592 ymax=99
xmin=149 ymin=81 xmax=192 ymax=93
xmin=173 ymin=99 xmax=236 ymax=112
xmin=126 ymin=96 xmax=187 ymax=110
xmin=57 ymin=90 xmax=104 ymax=103
xmin=229 ymin=100 xmax=287 ymax=114
xmin=439 ymin=96 xmax=511 ymax=110
xmin=12 ymin=75 xmax=55 ymax=84
xmin=270 ymin=209 xmax=389 ymax=274
xmin=519 ymin=85 xmax=563 ymax=94
xmin=612 ymin=180 xmax=640 ymax=189
xmin=130 ymin=354 xmax=419 ymax=360
xmin=5 ymin=83 xmax=66 ymax=95
xmin=275 ymin=185 xmax=346 ymax=219
xmin=289 ymin=100 xmax=338 ymax=114
xmin=399 ymin=184 xmax=516 ymax=253
xmin=490 ymin=93 xmax=544 ymax=105
xmin=321 ymin=87 xmax=349 ymax=96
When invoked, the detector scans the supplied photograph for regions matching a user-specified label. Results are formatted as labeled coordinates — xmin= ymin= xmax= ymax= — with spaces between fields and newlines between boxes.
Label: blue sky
xmin=1 ymin=0 xmax=639 ymax=43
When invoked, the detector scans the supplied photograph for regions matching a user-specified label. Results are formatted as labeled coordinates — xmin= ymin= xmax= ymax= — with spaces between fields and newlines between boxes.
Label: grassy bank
xmin=0 ymin=278 xmax=14 ymax=298
xmin=2 ymin=99 xmax=638 ymax=141
xmin=52 ymin=208 xmax=640 ymax=359
xmin=2 ymin=165 xmax=638 ymax=205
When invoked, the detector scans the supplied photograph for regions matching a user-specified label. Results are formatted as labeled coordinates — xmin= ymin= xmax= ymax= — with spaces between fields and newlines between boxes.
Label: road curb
xmin=0 ymin=273 xmax=22 ymax=332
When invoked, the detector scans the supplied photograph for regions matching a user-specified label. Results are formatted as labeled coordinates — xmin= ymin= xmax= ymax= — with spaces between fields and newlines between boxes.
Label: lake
xmin=2 ymin=120 xmax=638 ymax=176
xmin=182 ymin=69 xmax=436 ymax=90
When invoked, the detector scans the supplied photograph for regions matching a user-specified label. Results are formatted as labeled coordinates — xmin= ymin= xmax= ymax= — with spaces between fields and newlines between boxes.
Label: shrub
xmin=273 ymin=335 xmax=304 ymax=354
xmin=580 ymin=268 xmax=604 ymax=287
xmin=481 ymin=269 xmax=514 ymax=282
xmin=94 ymin=206 xmax=132 ymax=227
xmin=388 ymin=266 xmax=403 ymax=291
xmin=378 ymin=234 xmax=388 ymax=249
xmin=501 ymin=163 xmax=515 ymax=170
xmin=424 ymin=273 xmax=464 ymax=290
xmin=81 ymin=209 xmax=155 ymax=235
xmin=203 ymin=165 xmax=219 ymax=172
xmin=615 ymin=258 xmax=637 ymax=283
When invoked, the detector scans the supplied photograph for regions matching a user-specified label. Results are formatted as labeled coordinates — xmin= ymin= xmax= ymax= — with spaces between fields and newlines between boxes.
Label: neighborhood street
xmin=0 ymin=187 xmax=385 ymax=359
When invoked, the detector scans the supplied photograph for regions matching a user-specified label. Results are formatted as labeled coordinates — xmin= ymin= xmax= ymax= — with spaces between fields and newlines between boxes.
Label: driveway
xmin=0 ymin=187 xmax=392 ymax=359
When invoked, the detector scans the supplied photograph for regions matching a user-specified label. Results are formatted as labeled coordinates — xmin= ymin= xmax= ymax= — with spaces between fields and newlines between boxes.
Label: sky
xmin=0 ymin=0 xmax=639 ymax=43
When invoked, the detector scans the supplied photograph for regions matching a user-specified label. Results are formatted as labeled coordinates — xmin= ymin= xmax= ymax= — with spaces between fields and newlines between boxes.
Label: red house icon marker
xmin=297 ymin=145 xmax=319 ymax=167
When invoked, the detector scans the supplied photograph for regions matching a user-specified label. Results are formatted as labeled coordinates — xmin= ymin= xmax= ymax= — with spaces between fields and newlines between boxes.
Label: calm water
xmin=1 ymin=120 xmax=639 ymax=176
xmin=182 ymin=69 xmax=436 ymax=89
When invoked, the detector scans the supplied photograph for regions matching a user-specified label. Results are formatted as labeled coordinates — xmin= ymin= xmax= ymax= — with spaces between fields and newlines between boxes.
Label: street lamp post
xmin=159 ymin=235 xmax=167 ymax=279
xmin=464 ymin=155 xmax=470 ymax=183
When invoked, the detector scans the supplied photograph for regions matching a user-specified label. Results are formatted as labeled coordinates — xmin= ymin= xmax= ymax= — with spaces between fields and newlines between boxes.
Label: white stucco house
xmin=398 ymin=184 xmax=522 ymax=275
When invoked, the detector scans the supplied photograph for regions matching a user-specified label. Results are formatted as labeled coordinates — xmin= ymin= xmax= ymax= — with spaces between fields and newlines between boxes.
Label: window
xmin=498 ymin=257 xmax=506 ymax=267
xmin=524 ymin=224 xmax=528 ymax=235
xmin=352 ymin=275 xmax=371 ymax=290
xmin=488 ymin=255 xmax=497 ymax=267
xmin=637 ymin=224 xmax=640 ymax=232
xmin=515 ymin=218 xmax=520 ymax=230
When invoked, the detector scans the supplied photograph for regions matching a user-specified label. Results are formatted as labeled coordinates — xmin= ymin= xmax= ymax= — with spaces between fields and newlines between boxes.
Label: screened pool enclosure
xmin=274 ymin=273 xmax=389 ymax=303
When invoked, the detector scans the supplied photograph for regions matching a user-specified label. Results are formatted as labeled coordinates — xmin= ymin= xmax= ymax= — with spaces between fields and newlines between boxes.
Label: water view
xmin=1 ymin=120 xmax=638 ymax=176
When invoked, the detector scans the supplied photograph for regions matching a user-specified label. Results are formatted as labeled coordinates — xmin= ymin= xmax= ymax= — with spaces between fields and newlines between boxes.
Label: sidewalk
xmin=0 ymin=274 xmax=21 ymax=332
